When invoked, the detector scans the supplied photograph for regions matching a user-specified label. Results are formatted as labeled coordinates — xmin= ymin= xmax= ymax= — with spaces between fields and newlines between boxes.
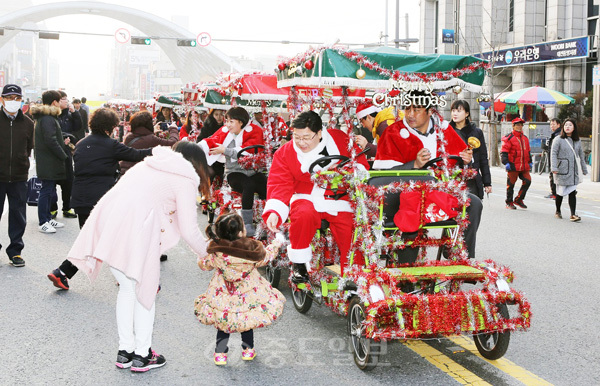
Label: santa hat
xmin=356 ymin=101 xmax=380 ymax=120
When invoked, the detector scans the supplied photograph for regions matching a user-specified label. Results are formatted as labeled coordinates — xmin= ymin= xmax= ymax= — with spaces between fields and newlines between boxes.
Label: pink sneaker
xmin=241 ymin=348 xmax=256 ymax=361
xmin=214 ymin=353 xmax=227 ymax=365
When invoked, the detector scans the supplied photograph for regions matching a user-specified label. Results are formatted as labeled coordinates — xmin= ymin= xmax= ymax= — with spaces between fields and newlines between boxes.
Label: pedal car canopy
xmin=276 ymin=46 xmax=489 ymax=92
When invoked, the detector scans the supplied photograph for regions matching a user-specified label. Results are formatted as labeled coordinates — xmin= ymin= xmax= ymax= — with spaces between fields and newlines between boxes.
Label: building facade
xmin=420 ymin=0 xmax=597 ymax=120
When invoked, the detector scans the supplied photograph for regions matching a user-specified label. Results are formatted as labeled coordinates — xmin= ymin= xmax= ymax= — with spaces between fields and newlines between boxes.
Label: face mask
xmin=3 ymin=100 xmax=22 ymax=113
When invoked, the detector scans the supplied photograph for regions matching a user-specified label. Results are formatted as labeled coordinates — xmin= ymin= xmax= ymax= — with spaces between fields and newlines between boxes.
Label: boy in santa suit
xmin=373 ymin=90 xmax=483 ymax=259
xmin=263 ymin=111 xmax=369 ymax=280
xmin=198 ymin=107 xmax=266 ymax=236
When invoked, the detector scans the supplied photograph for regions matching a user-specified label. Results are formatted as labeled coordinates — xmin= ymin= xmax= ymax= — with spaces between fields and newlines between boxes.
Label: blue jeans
xmin=0 ymin=181 xmax=27 ymax=257
xmin=38 ymin=179 xmax=56 ymax=225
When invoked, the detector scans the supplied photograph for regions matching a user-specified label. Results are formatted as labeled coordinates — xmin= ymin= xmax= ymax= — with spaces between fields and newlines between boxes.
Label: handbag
xmin=26 ymin=177 xmax=43 ymax=206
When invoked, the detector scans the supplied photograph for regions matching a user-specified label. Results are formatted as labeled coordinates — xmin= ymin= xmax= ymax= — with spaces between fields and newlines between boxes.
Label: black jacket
xmin=548 ymin=128 xmax=561 ymax=168
xmin=70 ymin=133 xmax=152 ymax=211
xmin=0 ymin=108 xmax=34 ymax=182
xmin=199 ymin=115 xmax=222 ymax=142
xmin=32 ymin=104 xmax=69 ymax=180
xmin=450 ymin=121 xmax=491 ymax=199
xmin=58 ymin=108 xmax=84 ymax=142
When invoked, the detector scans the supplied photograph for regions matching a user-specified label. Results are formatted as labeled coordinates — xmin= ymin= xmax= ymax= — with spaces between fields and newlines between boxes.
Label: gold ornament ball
xmin=452 ymin=85 xmax=462 ymax=94
xmin=221 ymin=98 xmax=226 ymax=104
xmin=356 ymin=68 xmax=366 ymax=79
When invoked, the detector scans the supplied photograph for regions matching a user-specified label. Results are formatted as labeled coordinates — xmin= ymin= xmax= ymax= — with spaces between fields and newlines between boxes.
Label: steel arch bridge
xmin=0 ymin=1 xmax=244 ymax=82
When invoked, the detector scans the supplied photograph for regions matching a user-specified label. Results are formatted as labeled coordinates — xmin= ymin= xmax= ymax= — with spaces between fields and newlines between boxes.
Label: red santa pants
xmin=288 ymin=199 xmax=364 ymax=274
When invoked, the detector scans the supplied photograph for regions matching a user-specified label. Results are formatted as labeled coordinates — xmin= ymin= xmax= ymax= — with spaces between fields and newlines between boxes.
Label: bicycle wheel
xmin=538 ymin=152 xmax=547 ymax=175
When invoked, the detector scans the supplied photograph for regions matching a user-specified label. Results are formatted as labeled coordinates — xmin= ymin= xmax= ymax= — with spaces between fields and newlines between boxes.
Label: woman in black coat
xmin=449 ymin=100 xmax=492 ymax=199
xmin=47 ymin=108 xmax=152 ymax=291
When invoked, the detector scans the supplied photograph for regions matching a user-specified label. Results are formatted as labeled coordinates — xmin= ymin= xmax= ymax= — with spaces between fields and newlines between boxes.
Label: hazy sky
xmin=3 ymin=0 xmax=420 ymax=98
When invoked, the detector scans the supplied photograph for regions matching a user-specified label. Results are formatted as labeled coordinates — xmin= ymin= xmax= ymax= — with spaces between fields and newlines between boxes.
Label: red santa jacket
xmin=373 ymin=118 xmax=467 ymax=169
xmin=500 ymin=130 xmax=531 ymax=172
xmin=262 ymin=129 xmax=369 ymax=226
xmin=198 ymin=123 xmax=264 ymax=166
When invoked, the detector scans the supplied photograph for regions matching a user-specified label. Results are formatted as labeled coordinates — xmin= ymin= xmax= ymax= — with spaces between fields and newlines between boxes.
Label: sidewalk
xmin=488 ymin=165 xmax=600 ymax=202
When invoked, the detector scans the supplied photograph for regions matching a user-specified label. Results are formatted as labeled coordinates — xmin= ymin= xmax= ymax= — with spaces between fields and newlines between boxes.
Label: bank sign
xmin=476 ymin=36 xmax=588 ymax=68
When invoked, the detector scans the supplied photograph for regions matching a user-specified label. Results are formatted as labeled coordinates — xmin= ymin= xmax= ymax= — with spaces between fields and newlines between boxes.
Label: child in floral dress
xmin=194 ymin=212 xmax=285 ymax=365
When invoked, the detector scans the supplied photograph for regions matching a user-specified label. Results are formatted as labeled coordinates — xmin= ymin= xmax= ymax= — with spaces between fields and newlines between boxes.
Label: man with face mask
xmin=0 ymin=84 xmax=34 ymax=267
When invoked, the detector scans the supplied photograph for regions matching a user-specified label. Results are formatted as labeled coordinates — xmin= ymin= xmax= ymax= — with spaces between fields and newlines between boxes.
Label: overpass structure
xmin=0 ymin=1 xmax=244 ymax=83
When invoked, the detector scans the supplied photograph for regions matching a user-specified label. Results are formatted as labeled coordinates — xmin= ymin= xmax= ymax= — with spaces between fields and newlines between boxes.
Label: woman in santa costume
xmin=263 ymin=111 xmax=369 ymax=280
xmin=373 ymin=90 xmax=483 ymax=259
xmin=198 ymin=107 xmax=265 ymax=236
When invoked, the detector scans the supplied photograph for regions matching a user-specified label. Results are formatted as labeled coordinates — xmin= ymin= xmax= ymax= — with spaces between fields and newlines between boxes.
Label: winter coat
xmin=450 ymin=120 xmax=491 ymax=199
xmin=198 ymin=115 xmax=222 ymax=141
xmin=32 ymin=104 xmax=69 ymax=180
xmin=550 ymin=136 xmax=588 ymax=186
xmin=58 ymin=108 xmax=84 ymax=143
xmin=67 ymin=146 xmax=208 ymax=310
xmin=501 ymin=130 xmax=532 ymax=172
xmin=70 ymin=132 xmax=152 ymax=212
xmin=194 ymin=238 xmax=285 ymax=333
xmin=0 ymin=108 xmax=34 ymax=182
xmin=77 ymin=107 xmax=89 ymax=134
xmin=119 ymin=125 xmax=178 ymax=174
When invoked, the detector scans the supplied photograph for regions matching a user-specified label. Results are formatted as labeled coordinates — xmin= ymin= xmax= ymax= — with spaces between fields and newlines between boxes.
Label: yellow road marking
xmin=404 ymin=340 xmax=492 ymax=385
xmin=448 ymin=336 xmax=553 ymax=386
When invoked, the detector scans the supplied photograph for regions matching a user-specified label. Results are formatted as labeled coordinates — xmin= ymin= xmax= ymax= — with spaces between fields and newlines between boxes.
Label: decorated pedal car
xmin=273 ymin=46 xmax=531 ymax=370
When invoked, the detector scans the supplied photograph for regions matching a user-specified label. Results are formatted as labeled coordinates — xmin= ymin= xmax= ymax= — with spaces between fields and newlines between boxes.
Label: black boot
xmin=291 ymin=263 xmax=309 ymax=284
xmin=240 ymin=209 xmax=256 ymax=238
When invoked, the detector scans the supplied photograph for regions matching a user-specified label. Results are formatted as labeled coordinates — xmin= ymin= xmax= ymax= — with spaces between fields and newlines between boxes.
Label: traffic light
xmin=177 ymin=39 xmax=197 ymax=47
xmin=131 ymin=37 xmax=151 ymax=45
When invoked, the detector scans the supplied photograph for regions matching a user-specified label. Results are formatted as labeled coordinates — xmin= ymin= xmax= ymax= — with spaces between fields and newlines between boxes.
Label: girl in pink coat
xmin=194 ymin=212 xmax=285 ymax=366
xmin=67 ymin=141 xmax=211 ymax=372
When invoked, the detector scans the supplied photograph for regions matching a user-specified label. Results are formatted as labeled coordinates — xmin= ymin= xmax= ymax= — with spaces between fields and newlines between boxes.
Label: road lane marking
xmin=403 ymin=340 xmax=492 ymax=385
xmin=448 ymin=336 xmax=553 ymax=386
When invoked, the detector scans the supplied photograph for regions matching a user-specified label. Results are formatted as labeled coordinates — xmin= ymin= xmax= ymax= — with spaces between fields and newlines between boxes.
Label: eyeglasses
xmin=2 ymin=95 xmax=22 ymax=101
xmin=292 ymin=132 xmax=318 ymax=143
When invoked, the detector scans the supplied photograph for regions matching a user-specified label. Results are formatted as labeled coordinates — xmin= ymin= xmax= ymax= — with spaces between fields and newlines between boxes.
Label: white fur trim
xmin=373 ymin=159 xmax=403 ymax=169
xmin=293 ymin=129 xmax=341 ymax=173
xmin=400 ymin=128 xmax=410 ymax=139
xmin=291 ymin=185 xmax=353 ymax=215
xmin=287 ymin=245 xmax=312 ymax=264
xmin=198 ymin=141 xmax=222 ymax=166
xmin=356 ymin=105 xmax=379 ymax=120
xmin=263 ymin=199 xmax=290 ymax=224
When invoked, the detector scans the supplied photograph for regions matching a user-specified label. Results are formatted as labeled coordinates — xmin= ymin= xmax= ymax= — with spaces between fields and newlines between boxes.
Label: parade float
xmin=270 ymin=45 xmax=531 ymax=370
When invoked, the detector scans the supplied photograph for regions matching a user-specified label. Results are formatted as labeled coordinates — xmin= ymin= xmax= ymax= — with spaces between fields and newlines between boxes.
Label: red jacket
xmin=198 ymin=123 xmax=264 ymax=166
xmin=262 ymin=129 xmax=369 ymax=226
xmin=501 ymin=130 xmax=531 ymax=172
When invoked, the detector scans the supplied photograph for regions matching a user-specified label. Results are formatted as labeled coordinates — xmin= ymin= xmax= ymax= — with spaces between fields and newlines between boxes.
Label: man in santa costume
xmin=263 ymin=111 xmax=369 ymax=280
xmin=373 ymin=90 xmax=483 ymax=259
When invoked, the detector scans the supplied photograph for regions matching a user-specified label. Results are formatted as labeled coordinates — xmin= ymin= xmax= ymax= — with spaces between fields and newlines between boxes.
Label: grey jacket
xmin=223 ymin=140 xmax=259 ymax=177
xmin=550 ymin=136 xmax=587 ymax=186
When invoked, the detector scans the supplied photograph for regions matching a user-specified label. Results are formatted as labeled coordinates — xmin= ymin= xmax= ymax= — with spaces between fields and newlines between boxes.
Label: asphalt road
xmin=1 ymin=166 xmax=598 ymax=385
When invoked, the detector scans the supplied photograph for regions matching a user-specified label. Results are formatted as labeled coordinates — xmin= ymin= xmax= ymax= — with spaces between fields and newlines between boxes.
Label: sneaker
xmin=555 ymin=212 xmax=562 ymax=219
xmin=63 ymin=209 xmax=77 ymax=218
xmin=214 ymin=353 xmax=227 ymax=366
xmin=50 ymin=210 xmax=57 ymax=219
xmin=130 ymin=348 xmax=166 ymax=372
xmin=513 ymin=199 xmax=527 ymax=209
xmin=570 ymin=215 xmax=581 ymax=222
xmin=47 ymin=268 xmax=69 ymax=290
xmin=505 ymin=202 xmax=517 ymax=210
xmin=160 ymin=254 xmax=168 ymax=262
xmin=115 ymin=350 xmax=134 ymax=369
xmin=9 ymin=255 xmax=25 ymax=267
xmin=49 ymin=219 xmax=64 ymax=228
xmin=544 ymin=194 xmax=557 ymax=199
xmin=241 ymin=348 xmax=256 ymax=361
xmin=39 ymin=222 xmax=57 ymax=233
